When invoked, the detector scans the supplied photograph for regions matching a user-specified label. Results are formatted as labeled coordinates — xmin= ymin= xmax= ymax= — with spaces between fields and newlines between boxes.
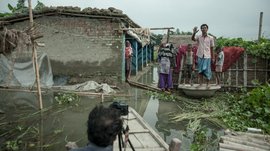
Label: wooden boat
xmin=113 ymin=107 xmax=175 ymax=151
xmin=178 ymin=84 xmax=221 ymax=98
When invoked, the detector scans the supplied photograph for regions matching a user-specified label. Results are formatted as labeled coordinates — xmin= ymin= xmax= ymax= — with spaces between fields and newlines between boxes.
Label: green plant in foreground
xmin=54 ymin=92 xmax=80 ymax=105
xmin=222 ymin=83 xmax=270 ymax=133
xmin=5 ymin=140 xmax=21 ymax=151
xmin=147 ymin=91 xmax=176 ymax=101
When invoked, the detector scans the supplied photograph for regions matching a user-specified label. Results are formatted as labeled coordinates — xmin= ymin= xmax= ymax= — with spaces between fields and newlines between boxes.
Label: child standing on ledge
xmin=215 ymin=46 xmax=224 ymax=85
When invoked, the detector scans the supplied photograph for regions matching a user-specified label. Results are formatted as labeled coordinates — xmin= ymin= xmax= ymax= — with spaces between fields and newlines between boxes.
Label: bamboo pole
xmin=219 ymin=142 xmax=266 ymax=151
xmin=166 ymin=29 xmax=170 ymax=43
xmin=266 ymin=60 xmax=268 ymax=83
xmin=28 ymin=0 xmax=43 ymax=109
xmin=228 ymin=68 xmax=231 ymax=91
xmin=236 ymin=61 xmax=239 ymax=86
xmin=236 ymin=132 xmax=270 ymax=140
xmin=254 ymin=57 xmax=257 ymax=80
xmin=222 ymin=72 xmax=225 ymax=86
xmin=243 ymin=52 xmax=247 ymax=87
xmin=179 ymin=56 xmax=184 ymax=84
xmin=221 ymin=136 xmax=270 ymax=150
xmin=258 ymin=12 xmax=263 ymax=40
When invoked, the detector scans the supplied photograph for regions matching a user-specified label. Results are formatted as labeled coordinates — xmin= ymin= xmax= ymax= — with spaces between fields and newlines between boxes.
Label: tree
xmin=34 ymin=1 xmax=46 ymax=11
xmin=1 ymin=0 xmax=46 ymax=17
xmin=176 ymin=28 xmax=180 ymax=35
xmin=152 ymin=33 xmax=163 ymax=46
xmin=8 ymin=0 xmax=28 ymax=13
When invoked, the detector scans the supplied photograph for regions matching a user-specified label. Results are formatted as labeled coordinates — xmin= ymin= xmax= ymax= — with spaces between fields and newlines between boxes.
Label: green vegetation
xmin=147 ymin=91 xmax=176 ymax=101
xmin=216 ymin=37 xmax=270 ymax=59
xmin=7 ymin=0 xmax=28 ymax=14
xmin=54 ymin=92 xmax=80 ymax=105
xmin=161 ymin=84 xmax=269 ymax=150
xmin=222 ymin=83 xmax=270 ymax=134
xmin=0 ymin=0 xmax=46 ymax=17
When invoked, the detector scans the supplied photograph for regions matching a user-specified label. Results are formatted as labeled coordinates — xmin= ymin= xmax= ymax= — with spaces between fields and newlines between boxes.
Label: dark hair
xmin=200 ymin=24 xmax=208 ymax=29
xmin=87 ymin=105 xmax=123 ymax=147
xmin=169 ymin=43 xmax=174 ymax=50
xmin=215 ymin=46 xmax=222 ymax=52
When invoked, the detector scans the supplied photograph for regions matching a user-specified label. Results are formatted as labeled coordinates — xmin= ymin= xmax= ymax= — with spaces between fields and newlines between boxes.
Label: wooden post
xmin=228 ymin=69 xmax=231 ymax=91
xmin=166 ymin=29 xmax=170 ymax=43
xmin=266 ymin=60 xmax=268 ymax=83
xmin=258 ymin=12 xmax=263 ymax=40
xmin=122 ymin=35 xmax=126 ymax=82
xmin=254 ymin=57 xmax=257 ymax=80
xmin=179 ymin=57 xmax=184 ymax=85
xmin=222 ymin=72 xmax=225 ymax=86
xmin=28 ymin=0 xmax=43 ymax=109
xmin=141 ymin=46 xmax=144 ymax=69
xmin=236 ymin=61 xmax=239 ymax=86
xmin=243 ymin=52 xmax=247 ymax=87
xmin=169 ymin=138 xmax=181 ymax=151
xmin=135 ymin=41 xmax=138 ymax=75
xmin=146 ymin=45 xmax=148 ymax=65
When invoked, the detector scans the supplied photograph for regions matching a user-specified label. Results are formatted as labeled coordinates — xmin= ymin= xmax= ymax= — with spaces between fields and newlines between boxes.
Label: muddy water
xmin=0 ymin=66 xmax=222 ymax=151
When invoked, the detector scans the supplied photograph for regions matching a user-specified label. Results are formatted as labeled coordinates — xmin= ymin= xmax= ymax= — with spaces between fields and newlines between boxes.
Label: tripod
xmin=118 ymin=125 xmax=135 ymax=151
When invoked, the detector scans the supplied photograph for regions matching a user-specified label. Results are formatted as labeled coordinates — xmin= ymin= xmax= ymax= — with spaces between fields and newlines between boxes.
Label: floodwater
xmin=0 ymin=65 xmax=223 ymax=151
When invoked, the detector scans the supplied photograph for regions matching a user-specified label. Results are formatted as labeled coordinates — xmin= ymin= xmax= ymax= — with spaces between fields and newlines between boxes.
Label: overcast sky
xmin=1 ymin=0 xmax=269 ymax=40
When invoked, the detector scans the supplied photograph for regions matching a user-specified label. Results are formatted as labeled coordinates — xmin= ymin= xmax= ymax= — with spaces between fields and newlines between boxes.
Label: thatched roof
xmin=0 ymin=6 xmax=141 ymax=28
xmin=162 ymin=35 xmax=196 ymax=48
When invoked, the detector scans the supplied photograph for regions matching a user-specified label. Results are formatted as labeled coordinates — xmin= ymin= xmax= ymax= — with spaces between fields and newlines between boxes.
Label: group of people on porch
xmin=124 ymin=24 xmax=225 ymax=92
xmin=157 ymin=24 xmax=224 ymax=92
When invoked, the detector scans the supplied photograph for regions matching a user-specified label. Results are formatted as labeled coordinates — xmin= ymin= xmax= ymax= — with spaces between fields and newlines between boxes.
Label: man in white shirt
xmin=191 ymin=24 xmax=215 ymax=87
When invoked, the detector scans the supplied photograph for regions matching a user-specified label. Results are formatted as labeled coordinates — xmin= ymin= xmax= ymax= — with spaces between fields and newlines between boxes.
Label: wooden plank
xmin=114 ymin=108 xmax=169 ymax=151
xmin=129 ymin=108 xmax=169 ymax=149
xmin=126 ymin=119 xmax=147 ymax=131
xmin=129 ymin=130 xmax=150 ymax=134
xmin=134 ymin=133 xmax=161 ymax=148
xmin=120 ymin=148 xmax=166 ymax=151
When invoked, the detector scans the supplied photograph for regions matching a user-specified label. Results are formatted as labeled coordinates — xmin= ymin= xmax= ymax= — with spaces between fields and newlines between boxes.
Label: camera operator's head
xmin=87 ymin=105 xmax=123 ymax=147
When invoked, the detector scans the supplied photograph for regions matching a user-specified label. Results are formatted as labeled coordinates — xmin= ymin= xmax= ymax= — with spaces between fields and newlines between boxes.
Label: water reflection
xmin=131 ymin=65 xmax=223 ymax=150
xmin=0 ymin=65 xmax=222 ymax=151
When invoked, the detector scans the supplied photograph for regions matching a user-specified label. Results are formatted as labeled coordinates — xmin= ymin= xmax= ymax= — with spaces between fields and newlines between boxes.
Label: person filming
xmin=66 ymin=105 xmax=123 ymax=151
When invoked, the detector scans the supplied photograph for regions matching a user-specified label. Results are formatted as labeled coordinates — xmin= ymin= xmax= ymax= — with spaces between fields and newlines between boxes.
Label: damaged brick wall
xmin=7 ymin=15 xmax=124 ymax=84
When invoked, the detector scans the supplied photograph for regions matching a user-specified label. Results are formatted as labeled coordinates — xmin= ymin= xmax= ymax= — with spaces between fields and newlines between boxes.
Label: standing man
xmin=191 ymin=24 xmax=215 ymax=87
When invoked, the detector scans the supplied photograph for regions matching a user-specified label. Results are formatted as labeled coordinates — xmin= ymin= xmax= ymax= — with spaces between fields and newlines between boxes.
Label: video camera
xmin=110 ymin=102 xmax=129 ymax=116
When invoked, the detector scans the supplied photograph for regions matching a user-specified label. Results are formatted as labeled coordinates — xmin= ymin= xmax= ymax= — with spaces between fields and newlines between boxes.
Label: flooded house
xmin=0 ymin=6 xmax=154 ymax=87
